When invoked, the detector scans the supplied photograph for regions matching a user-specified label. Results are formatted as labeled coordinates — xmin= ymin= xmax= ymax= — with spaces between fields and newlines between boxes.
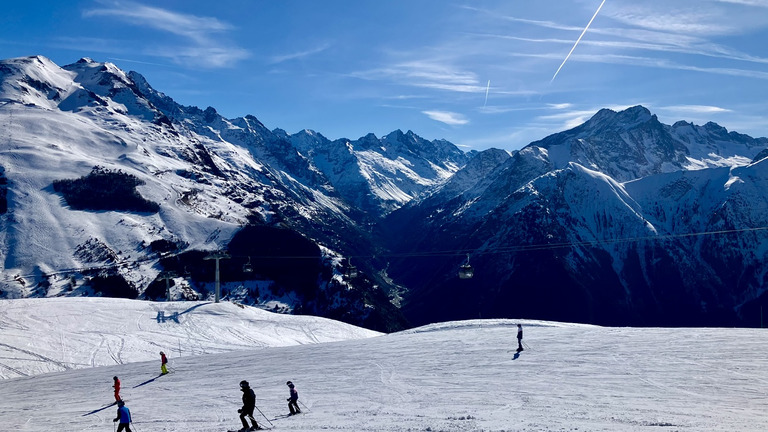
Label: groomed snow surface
xmin=0 ymin=299 xmax=766 ymax=431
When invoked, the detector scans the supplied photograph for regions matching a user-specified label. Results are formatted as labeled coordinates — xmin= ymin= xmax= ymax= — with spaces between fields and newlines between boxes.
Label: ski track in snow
xmin=0 ymin=300 xmax=766 ymax=431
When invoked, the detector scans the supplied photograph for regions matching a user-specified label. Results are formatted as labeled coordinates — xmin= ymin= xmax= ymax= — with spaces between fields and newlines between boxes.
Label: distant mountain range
xmin=1 ymin=55 xmax=767 ymax=330
xmin=383 ymin=105 xmax=768 ymax=327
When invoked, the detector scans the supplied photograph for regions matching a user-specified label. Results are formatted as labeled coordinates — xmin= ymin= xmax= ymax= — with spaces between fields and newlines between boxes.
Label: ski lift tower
xmin=204 ymin=250 xmax=230 ymax=303
xmin=158 ymin=271 xmax=177 ymax=301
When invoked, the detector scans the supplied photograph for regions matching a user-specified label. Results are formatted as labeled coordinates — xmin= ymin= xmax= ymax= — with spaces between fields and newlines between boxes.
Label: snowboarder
xmin=160 ymin=351 xmax=168 ymax=375
xmin=113 ymin=376 xmax=122 ymax=402
xmin=238 ymin=380 xmax=260 ymax=431
xmin=286 ymin=380 xmax=301 ymax=415
xmin=113 ymin=400 xmax=132 ymax=432
xmin=516 ymin=324 xmax=524 ymax=352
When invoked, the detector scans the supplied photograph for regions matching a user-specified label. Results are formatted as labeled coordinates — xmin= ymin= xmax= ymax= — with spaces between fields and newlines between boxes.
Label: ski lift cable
xmin=3 ymin=225 xmax=768 ymax=284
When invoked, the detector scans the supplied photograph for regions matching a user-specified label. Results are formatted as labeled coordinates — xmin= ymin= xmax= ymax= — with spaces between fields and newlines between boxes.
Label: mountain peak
xmin=587 ymin=105 xmax=653 ymax=131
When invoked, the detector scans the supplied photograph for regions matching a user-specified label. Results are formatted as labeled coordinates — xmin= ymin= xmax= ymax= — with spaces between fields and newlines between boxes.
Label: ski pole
xmin=130 ymin=422 xmax=139 ymax=432
xmin=523 ymin=340 xmax=531 ymax=350
xmin=254 ymin=405 xmax=274 ymax=427
xmin=298 ymin=400 xmax=311 ymax=412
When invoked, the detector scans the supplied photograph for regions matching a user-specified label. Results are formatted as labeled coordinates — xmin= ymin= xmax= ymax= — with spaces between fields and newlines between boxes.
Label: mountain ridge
xmin=2 ymin=55 xmax=768 ymax=330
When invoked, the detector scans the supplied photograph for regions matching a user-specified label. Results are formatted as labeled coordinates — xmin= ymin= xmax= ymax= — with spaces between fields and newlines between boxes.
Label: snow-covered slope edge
xmin=0 ymin=314 xmax=765 ymax=431
xmin=0 ymin=297 xmax=380 ymax=379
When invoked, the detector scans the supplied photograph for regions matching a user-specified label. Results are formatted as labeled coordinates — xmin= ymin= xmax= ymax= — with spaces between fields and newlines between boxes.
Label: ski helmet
xmin=113 ymin=376 xmax=118 ymax=380
xmin=240 ymin=380 xmax=249 ymax=388
xmin=286 ymin=381 xmax=293 ymax=387
xmin=117 ymin=400 xmax=125 ymax=407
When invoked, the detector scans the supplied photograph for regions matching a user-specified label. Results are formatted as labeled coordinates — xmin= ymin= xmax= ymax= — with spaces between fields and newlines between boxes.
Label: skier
xmin=113 ymin=376 xmax=122 ymax=402
xmin=237 ymin=380 xmax=260 ymax=431
xmin=286 ymin=380 xmax=301 ymax=415
xmin=113 ymin=400 xmax=132 ymax=432
xmin=516 ymin=324 xmax=524 ymax=352
xmin=160 ymin=351 xmax=169 ymax=375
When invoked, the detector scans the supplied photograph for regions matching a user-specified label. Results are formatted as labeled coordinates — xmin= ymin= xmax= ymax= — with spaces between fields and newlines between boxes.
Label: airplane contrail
xmin=483 ymin=80 xmax=490 ymax=107
xmin=551 ymin=0 xmax=606 ymax=82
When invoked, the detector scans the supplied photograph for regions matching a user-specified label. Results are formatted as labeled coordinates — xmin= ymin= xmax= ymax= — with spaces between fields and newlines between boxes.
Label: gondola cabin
xmin=458 ymin=254 xmax=474 ymax=279
xmin=243 ymin=256 xmax=253 ymax=273
xmin=458 ymin=263 xmax=474 ymax=279
xmin=347 ymin=265 xmax=358 ymax=279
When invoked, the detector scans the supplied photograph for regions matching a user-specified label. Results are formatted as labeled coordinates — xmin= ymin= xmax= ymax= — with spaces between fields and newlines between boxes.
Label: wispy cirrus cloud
xmin=351 ymin=60 xmax=485 ymax=93
xmin=83 ymin=1 xmax=248 ymax=68
xmin=712 ymin=0 xmax=768 ymax=7
xmin=422 ymin=110 xmax=469 ymax=126
xmin=548 ymin=103 xmax=573 ymax=110
xmin=498 ymin=49 xmax=768 ymax=81
xmin=660 ymin=105 xmax=732 ymax=114
xmin=269 ymin=43 xmax=331 ymax=65
xmin=574 ymin=53 xmax=768 ymax=79
xmin=479 ymin=31 xmax=768 ymax=65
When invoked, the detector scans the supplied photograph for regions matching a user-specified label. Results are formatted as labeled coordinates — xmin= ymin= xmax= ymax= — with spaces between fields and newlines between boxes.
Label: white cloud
xmin=659 ymin=105 xmax=732 ymax=114
xmin=83 ymin=1 xmax=249 ymax=68
xmin=714 ymin=0 xmax=768 ymax=7
xmin=269 ymin=43 xmax=331 ymax=65
xmin=422 ymin=110 xmax=470 ymax=126
xmin=351 ymin=60 xmax=484 ymax=94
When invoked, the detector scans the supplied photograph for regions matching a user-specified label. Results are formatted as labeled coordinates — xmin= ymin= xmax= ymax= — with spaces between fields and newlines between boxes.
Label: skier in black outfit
xmin=286 ymin=380 xmax=301 ymax=415
xmin=516 ymin=324 xmax=524 ymax=352
xmin=238 ymin=380 xmax=260 ymax=431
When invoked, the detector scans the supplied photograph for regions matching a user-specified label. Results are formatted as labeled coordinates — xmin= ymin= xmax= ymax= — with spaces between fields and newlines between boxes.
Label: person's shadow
xmin=82 ymin=401 xmax=117 ymax=416
xmin=133 ymin=374 xmax=164 ymax=388
xmin=513 ymin=347 xmax=524 ymax=360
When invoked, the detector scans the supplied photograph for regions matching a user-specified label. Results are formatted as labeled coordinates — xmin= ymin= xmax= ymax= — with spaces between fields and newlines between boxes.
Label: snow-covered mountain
xmin=383 ymin=106 xmax=768 ymax=328
xmin=3 ymin=54 xmax=768 ymax=330
xmin=0 ymin=55 xmax=470 ymax=332
xmin=1 ymin=297 xmax=767 ymax=431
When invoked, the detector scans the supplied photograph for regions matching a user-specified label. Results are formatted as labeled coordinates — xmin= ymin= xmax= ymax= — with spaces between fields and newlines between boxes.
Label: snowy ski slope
xmin=0 ymin=298 xmax=767 ymax=431
xmin=0 ymin=298 xmax=380 ymax=379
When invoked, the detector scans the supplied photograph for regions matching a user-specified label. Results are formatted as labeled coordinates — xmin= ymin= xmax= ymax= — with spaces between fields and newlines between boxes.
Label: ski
xmin=227 ymin=427 xmax=271 ymax=432
xmin=273 ymin=414 xmax=293 ymax=419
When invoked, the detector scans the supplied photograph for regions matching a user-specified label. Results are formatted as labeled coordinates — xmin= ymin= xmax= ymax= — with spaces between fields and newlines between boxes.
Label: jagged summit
xmin=524 ymin=104 xmax=766 ymax=182
xmin=586 ymin=105 xmax=654 ymax=130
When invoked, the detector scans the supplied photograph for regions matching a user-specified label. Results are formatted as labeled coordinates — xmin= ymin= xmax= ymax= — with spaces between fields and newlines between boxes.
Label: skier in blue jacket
xmin=113 ymin=400 xmax=132 ymax=432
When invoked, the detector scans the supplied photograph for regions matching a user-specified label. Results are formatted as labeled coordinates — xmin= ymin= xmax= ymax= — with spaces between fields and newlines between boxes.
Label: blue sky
xmin=2 ymin=0 xmax=768 ymax=151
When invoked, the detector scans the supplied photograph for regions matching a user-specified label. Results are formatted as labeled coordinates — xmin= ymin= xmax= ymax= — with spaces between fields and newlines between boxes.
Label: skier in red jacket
xmin=160 ymin=351 xmax=169 ymax=375
xmin=113 ymin=376 xmax=122 ymax=402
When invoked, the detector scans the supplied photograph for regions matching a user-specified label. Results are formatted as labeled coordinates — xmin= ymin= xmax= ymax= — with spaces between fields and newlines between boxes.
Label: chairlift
xmin=458 ymin=254 xmax=474 ymax=279
xmin=243 ymin=256 xmax=253 ymax=273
